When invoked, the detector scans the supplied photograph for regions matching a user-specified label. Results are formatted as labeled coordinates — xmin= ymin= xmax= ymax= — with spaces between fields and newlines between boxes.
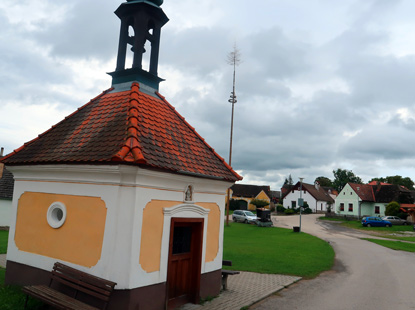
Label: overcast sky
xmin=2 ymin=0 xmax=415 ymax=190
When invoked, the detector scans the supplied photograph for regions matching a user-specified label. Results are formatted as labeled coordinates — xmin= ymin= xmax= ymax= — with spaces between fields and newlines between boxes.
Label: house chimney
xmin=0 ymin=147 xmax=3 ymax=157
xmin=315 ymin=181 xmax=320 ymax=190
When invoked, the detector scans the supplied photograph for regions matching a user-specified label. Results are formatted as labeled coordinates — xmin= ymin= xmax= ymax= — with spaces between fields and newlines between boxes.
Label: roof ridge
xmin=112 ymin=82 xmax=146 ymax=163
xmin=156 ymin=91 xmax=242 ymax=181
xmin=1 ymin=88 xmax=114 ymax=163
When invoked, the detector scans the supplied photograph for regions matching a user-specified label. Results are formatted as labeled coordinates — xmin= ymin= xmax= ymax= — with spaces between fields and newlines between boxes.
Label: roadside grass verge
xmin=223 ymin=223 xmax=334 ymax=279
xmin=0 ymin=231 xmax=8 ymax=254
xmin=320 ymin=217 xmax=415 ymax=242
xmin=362 ymin=238 xmax=415 ymax=252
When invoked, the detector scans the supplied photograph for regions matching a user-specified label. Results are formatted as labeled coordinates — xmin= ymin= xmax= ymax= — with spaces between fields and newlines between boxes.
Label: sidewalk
xmin=180 ymin=271 xmax=301 ymax=310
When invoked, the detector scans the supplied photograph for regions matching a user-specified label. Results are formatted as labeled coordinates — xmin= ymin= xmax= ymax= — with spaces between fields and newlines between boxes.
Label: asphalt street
xmin=251 ymin=214 xmax=415 ymax=310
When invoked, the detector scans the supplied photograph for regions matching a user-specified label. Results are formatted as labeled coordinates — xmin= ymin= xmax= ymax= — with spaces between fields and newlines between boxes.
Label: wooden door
xmin=167 ymin=218 xmax=203 ymax=310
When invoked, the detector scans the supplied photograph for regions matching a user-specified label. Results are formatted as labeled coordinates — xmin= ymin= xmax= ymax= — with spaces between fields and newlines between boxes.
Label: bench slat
xmin=23 ymin=262 xmax=117 ymax=310
xmin=222 ymin=270 xmax=240 ymax=275
xmin=54 ymin=263 xmax=116 ymax=289
xmin=23 ymin=285 xmax=99 ymax=310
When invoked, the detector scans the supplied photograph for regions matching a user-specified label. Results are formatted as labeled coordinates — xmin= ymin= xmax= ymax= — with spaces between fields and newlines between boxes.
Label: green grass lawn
xmin=362 ymin=238 xmax=415 ymax=252
xmin=0 ymin=268 xmax=46 ymax=310
xmin=0 ymin=231 xmax=8 ymax=254
xmin=0 ymin=223 xmax=333 ymax=307
xmin=223 ymin=223 xmax=334 ymax=279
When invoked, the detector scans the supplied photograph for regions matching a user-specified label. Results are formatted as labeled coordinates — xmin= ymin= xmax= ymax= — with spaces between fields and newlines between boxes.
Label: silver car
xmin=382 ymin=216 xmax=409 ymax=225
xmin=232 ymin=210 xmax=258 ymax=223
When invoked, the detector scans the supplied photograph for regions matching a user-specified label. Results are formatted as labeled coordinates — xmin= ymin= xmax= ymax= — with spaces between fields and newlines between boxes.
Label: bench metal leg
xmin=222 ymin=274 xmax=229 ymax=290
xmin=24 ymin=295 xmax=29 ymax=309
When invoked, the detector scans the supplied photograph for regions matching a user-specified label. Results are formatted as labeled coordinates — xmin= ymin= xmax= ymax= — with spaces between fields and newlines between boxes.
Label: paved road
xmin=252 ymin=214 xmax=415 ymax=310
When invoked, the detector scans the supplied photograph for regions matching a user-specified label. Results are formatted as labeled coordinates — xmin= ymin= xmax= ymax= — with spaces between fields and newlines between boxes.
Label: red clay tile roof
xmin=1 ymin=83 xmax=241 ymax=182
xmin=349 ymin=183 xmax=375 ymax=202
xmin=367 ymin=181 xmax=391 ymax=186
xmin=299 ymin=182 xmax=334 ymax=203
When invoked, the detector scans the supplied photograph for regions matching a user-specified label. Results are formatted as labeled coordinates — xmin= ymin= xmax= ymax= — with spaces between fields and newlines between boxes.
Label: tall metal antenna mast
xmin=226 ymin=44 xmax=241 ymax=226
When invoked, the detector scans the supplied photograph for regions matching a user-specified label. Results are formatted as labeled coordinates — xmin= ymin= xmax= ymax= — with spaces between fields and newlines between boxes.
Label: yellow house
xmin=230 ymin=184 xmax=271 ymax=210
xmin=1 ymin=1 xmax=242 ymax=309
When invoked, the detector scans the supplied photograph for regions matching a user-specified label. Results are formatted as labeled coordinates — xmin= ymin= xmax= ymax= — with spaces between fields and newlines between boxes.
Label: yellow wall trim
xmin=139 ymin=200 xmax=220 ymax=272
xmin=15 ymin=192 xmax=107 ymax=267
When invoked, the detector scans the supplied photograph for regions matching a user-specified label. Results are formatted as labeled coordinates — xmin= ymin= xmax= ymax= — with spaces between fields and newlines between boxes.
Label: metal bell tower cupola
xmin=109 ymin=0 xmax=169 ymax=91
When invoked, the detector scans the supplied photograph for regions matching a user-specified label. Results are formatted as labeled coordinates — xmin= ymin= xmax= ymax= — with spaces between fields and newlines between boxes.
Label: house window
xmin=348 ymin=203 xmax=353 ymax=212
xmin=350 ymin=192 xmax=352 ymax=195
xmin=291 ymin=201 xmax=296 ymax=209
xmin=375 ymin=206 xmax=380 ymax=214
xmin=343 ymin=192 xmax=345 ymax=195
xmin=340 ymin=203 xmax=344 ymax=211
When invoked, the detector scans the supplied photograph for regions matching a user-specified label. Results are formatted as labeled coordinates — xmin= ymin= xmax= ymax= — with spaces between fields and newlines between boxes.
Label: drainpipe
xmin=358 ymin=201 xmax=361 ymax=220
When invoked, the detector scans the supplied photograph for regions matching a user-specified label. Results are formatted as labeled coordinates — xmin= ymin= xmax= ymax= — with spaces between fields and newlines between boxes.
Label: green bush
xmin=284 ymin=209 xmax=295 ymax=215
xmin=276 ymin=204 xmax=286 ymax=213
xmin=303 ymin=207 xmax=312 ymax=214
xmin=397 ymin=212 xmax=408 ymax=220
xmin=385 ymin=201 xmax=400 ymax=216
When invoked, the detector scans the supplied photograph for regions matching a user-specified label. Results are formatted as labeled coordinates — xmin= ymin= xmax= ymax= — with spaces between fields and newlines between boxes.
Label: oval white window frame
xmin=47 ymin=202 xmax=67 ymax=229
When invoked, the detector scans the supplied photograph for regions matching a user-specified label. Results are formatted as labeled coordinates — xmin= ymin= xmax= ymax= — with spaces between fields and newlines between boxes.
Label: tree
xmin=385 ymin=201 xmax=400 ymax=216
xmin=370 ymin=175 xmax=414 ymax=190
xmin=250 ymin=199 xmax=270 ymax=209
xmin=332 ymin=168 xmax=363 ymax=192
xmin=315 ymin=176 xmax=333 ymax=187
xmin=284 ymin=174 xmax=294 ymax=186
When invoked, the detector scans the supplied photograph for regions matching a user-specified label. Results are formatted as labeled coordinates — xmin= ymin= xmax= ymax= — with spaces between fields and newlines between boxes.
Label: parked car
xmin=382 ymin=216 xmax=409 ymax=225
xmin=361 ymin=217 xmax=392 ymax=227
xmin=232 ymin=210 xmax=258 ymax=223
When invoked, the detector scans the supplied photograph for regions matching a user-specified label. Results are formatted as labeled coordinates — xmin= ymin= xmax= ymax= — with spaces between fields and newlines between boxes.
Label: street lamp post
xmin=299 ymin=177 xmax=304 ymax=232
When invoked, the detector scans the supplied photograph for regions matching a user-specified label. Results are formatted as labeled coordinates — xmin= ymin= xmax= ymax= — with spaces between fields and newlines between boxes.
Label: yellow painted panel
xmin=139 ymin=201 xmax=221 ymax=272
xmin=140 ymin=200 xmax=177 ymax=273
xmin=198 ymin=203 xmax=220 ymax=263
xmin=15 ymin=192 xmax=106 ymax=267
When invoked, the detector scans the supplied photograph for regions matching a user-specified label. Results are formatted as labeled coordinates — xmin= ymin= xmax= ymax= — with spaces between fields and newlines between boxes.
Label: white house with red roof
xmin=335 ymin=182 xmax=414 ymax=218
xmin=282 ymin=181 xmax=335 ymax=213
xmin=1 ymin=1 xmax=241 ymax=309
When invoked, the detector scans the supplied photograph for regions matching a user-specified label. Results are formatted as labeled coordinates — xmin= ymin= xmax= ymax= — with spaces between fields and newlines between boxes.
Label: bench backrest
xmin=50 ymin=262 xmax=117 ymax=309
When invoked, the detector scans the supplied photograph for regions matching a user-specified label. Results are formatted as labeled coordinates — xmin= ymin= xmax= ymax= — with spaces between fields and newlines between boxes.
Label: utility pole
xmin=299 ymin=178 xmax=304 ymax=232
xmin=226 ymin=44 xmax=241 ymax=226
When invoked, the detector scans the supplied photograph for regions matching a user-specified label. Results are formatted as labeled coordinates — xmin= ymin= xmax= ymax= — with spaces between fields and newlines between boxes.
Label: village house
xmin=230 ymin=184 xmax=271 ymax=210
xmin=1 ymin=1 xmax=242 ymax=309
xmin=282 ymin=181 xmax=335 ymax=213
xmin=0 ymin=148 xmax=14 ymax=227
xmin=335 ymin=182 xmax=414 ymax=218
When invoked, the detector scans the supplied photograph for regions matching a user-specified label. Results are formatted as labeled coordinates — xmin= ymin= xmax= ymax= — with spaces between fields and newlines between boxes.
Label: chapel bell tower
xmin=109 ymin=0 xmax=169 ymax=90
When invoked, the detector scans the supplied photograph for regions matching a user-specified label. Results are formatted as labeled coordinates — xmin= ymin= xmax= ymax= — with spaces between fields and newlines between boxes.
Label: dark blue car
xmin=361 ymin=216 xmax=392 ymax=227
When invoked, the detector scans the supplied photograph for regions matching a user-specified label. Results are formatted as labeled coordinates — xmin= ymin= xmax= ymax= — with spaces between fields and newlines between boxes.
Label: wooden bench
xmin=23 ymin=262 xmax=117 ymax=310
xmin=221 ymin=260 xmax=240 ymax=290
